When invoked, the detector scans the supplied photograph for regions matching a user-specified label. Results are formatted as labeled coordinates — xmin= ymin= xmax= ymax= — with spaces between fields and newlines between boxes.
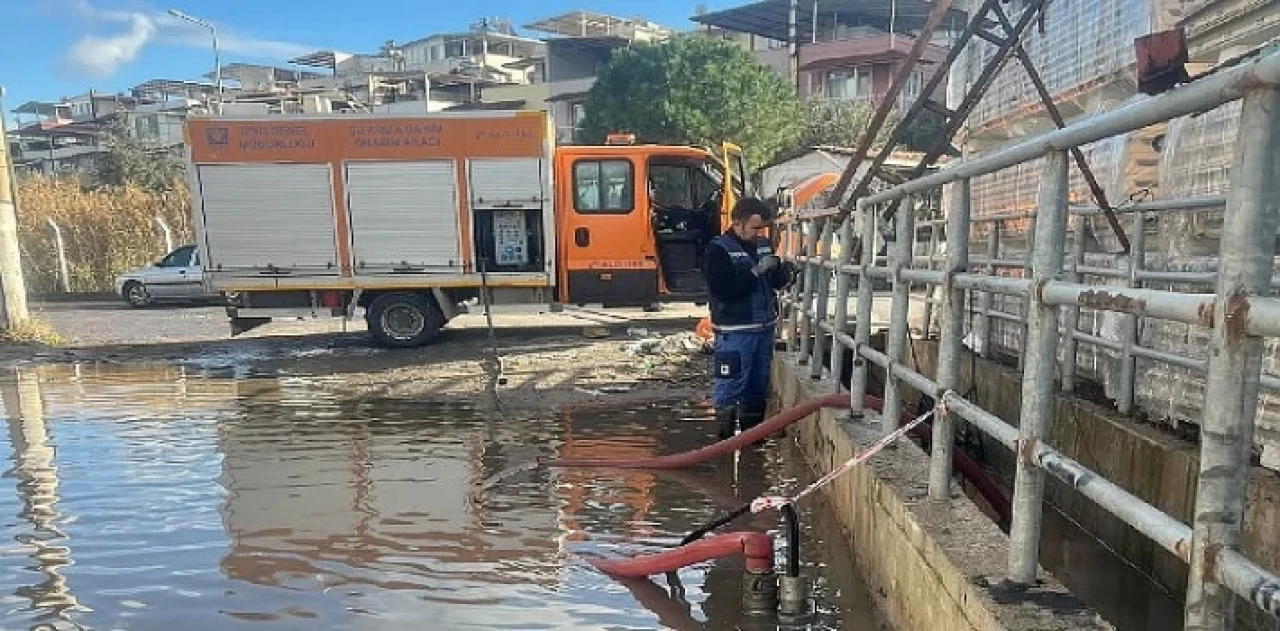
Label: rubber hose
xmin=545 ymin=393 xmax=865 ymax=470
xmin=548 ymin=391 xmax=1011 ymax=532
xmin=589 ymin=531 xmax=775 ymax=579
xmin=680 ymin=503 xmax=751 ymax=546
xmin=907 ymin=418 xmax=1012 ymax=528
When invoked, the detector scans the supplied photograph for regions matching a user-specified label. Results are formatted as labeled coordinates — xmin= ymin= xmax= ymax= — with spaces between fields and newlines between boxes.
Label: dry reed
xmin=15 ymin=175 xmax=193 ymax=293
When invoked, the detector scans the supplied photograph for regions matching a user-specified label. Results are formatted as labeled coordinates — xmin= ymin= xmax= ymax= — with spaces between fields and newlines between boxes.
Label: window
xmin=574 ymin=160 xmax=634 ymax=213
xmin=134 ymin=114 xmax=161 ymax=140
xmin=826 ymin=68 xmax=872 ymax=101
xmin=158 ymin=246 xmax=195 ymax=268
xmin=650 ymin=162 xmax=722 ymax=211
xmin=649 ymin=164 xmax=693 ymax=209
xmin=903 ymin=71 xmax=924 ymax=101
xmin=897 ymin=71 xmax=926 ymax=110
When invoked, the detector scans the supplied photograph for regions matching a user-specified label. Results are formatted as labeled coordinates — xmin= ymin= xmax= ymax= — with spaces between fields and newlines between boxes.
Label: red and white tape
xmin=750 ymin=404 xmax=939 ymax=514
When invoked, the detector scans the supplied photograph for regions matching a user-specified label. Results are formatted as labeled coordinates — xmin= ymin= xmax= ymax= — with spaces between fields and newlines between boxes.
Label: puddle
xmin=0 ymin=363 xmax=887 ymax=630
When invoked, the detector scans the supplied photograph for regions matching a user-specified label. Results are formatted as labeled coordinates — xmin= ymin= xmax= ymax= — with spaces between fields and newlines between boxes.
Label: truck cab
xmin=555 ymin=141 xmax=745 ymax=307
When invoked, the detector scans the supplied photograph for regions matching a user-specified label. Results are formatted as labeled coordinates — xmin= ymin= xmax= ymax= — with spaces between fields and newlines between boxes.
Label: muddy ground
xmin=4 ymin=301 xmax=716 ymax=411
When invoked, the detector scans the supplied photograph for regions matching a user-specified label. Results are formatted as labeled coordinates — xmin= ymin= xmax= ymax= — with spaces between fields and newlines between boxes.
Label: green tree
xmin=579 ymin=35 xmax=804 ymax=169
xmin=798 ymin=100 xmax=897 ymax=151
xmin=797 ymin=101 xmax=954 ymax=155
xmin=90 ymin=115 xmax=184 ymax=192
xmin=900 ymin=109 xmax=954 ymax=155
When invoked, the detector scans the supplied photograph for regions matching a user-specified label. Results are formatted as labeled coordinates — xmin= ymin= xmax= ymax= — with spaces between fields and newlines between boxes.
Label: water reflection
xmin=0 ymin=363 xmax=883 ymax=629
xmin=1 ymin=368 xmax=79 ymax=625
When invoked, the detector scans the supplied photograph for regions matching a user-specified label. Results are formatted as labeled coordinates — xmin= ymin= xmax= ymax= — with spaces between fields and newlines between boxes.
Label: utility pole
xmin=0 ymin=86 xmax=31 ymax=329
xmin=169 ymin=9 xmax=222 ymax=114
xmin=788 ymin=0 xmax=799 ymax=93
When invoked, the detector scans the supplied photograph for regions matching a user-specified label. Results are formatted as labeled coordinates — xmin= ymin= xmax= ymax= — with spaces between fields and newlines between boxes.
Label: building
xmin=288 ymin=22 xmax=545 ymax=114
xmin=449 ymin=11 xmax=679 ymax=143
xmin=692 ymin=0 xmax=959 ymax=110
xmin=6 ymin=89 xmax=202 ymax=177
xmin=514 ymin=11 xmax=678 ymax=144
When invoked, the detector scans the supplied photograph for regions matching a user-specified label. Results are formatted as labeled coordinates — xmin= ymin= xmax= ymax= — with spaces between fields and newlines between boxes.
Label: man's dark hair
xmin=730 ymin=197 xmax=774 ymax=223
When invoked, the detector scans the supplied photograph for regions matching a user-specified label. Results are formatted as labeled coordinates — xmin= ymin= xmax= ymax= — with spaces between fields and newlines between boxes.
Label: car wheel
xmin=366 ymin=292 xmax=444 ymax=348
xmin=123 ymin=281 xmax=152 ymax=308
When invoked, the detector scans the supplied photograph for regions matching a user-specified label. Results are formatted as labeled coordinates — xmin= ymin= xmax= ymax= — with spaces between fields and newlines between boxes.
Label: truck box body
xmin=184 ymin=110 xmax=744 ymax=346
xmin=185 ymin=111 xmax=556 ymax=293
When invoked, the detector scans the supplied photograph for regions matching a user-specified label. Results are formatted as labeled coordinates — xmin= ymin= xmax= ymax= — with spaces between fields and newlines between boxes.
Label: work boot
xmin=715 ymin=406 xmax=738 ymax=441
xmin=739 ymin=400 xmax=769 ymax=434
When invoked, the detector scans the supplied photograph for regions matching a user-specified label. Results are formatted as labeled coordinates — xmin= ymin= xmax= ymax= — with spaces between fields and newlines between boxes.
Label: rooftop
xmin=525 ymin=10 xmax=676 ymax=38
xmin=130 ymin=79 xmax=220 ymax=99
xmin=212 ymin=63 xmax=328 ymax=83
xmin=400 ymin=30 xmax=543 ymax=48
xmin=288 ymin=50 xmax=353 ymax=70
xmin=691 ymin=0 xmax=966 ymax=43
xmin=545 ymin=35 xmax=634 ymax=52
xmin=11 ymin=101 xmax=60 ymax=116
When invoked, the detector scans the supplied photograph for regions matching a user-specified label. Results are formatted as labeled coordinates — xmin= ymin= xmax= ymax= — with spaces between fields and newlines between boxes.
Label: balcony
xmin=547 ymin=77 xmax=597 ymax=100
xmin=798 ymin=33 xmax=944 ymax=73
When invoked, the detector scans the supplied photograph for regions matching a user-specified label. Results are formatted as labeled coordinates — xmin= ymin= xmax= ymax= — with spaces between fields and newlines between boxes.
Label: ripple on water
xmin=0 ymin=362 xmax=885 ymax=629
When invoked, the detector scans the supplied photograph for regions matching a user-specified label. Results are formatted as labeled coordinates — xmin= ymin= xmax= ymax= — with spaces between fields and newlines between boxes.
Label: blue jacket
xmin=703 ymin=232 xmax=791 ymax=331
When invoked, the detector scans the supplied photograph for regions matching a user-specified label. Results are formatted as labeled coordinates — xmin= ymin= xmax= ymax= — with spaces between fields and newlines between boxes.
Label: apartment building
xmin=288 ymin=22 xmax=545 ymax=114
xmin=509 ymin=11 xmax=678 ymax=143
xmin=693 ymin=0 xmax=957 ymax=110
xmin=6 ymin=87 xmax=206 ymax=176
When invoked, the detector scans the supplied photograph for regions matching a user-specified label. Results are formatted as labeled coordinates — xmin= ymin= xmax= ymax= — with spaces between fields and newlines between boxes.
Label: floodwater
xmin=0 ymin=363 xmax=887 ymax=630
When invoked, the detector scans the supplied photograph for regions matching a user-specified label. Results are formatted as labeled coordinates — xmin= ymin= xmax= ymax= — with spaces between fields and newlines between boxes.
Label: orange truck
xmin=183 ymin=110 xmax=747 ymax=347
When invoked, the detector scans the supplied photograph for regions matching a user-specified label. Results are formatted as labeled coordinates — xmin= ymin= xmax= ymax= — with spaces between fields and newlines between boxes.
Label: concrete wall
xmin=483 ymin=83 xmax=551 ymax=112
xmin=546 ymin=45 xmax=613 ymax=83
xmin=906 ymin=340 xmax=1280 ymax=629
xmin=772 ymin=353 xmax=1109 ymax=631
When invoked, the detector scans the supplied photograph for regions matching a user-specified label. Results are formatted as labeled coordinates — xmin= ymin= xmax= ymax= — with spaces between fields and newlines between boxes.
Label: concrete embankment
xmin=773 ymin=352 xmax=1112 ymax=631
xmin=906 ymin=341 xmax=1280 ymax=630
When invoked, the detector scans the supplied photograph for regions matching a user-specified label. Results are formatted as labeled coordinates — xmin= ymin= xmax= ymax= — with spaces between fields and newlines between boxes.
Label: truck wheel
xmin=367 ymin=292 xmax=444 ymax=348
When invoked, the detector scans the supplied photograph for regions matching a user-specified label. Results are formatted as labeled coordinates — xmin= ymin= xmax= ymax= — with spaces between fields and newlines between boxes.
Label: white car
xmin=115 ymin=245 xmax=218 ymax=307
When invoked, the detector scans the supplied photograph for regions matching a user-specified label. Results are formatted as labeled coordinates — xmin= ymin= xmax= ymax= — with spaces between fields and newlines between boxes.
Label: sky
xmin=0 ymin=0 xmax=739 ymax=124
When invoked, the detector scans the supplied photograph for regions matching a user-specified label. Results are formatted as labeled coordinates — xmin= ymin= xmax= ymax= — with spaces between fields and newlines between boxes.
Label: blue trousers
xmin=712 ymin=327 xmax=775 ymax=408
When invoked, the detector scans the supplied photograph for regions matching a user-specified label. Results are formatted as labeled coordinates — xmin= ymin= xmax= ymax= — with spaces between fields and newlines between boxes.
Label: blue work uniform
xmin=703 ymin=233 xmax=792 ymax=415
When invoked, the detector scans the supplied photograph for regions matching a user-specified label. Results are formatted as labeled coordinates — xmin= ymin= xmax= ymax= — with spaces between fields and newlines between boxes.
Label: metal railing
xmin=778 ymin=48 xmax=1280 ymax=630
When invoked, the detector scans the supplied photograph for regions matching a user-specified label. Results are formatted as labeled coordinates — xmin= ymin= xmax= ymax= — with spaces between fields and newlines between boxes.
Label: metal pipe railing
xmin=1184 ymin=84 xmax=1279 ymax=628
xmin=929 ymin=178 xmax=970 ymax=499
xmin=1008 ymin=150 xmax=1069 ymax=583
xmin=776 ymin=48 xmax=1280 ymax=628
xmin=881 ymin=197 xmax=916 ymax=435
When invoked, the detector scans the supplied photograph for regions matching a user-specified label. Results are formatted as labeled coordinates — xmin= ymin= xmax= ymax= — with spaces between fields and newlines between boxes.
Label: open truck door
xmin=719 ymin=142 xmax=749 ymax=213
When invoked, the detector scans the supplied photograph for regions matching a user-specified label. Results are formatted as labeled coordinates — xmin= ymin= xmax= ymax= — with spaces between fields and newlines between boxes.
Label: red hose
xmin=907 ymin=418 xmax=1012 ymax=528
xmin=589 ymin=531 xmax=775 ymax=578
xmin=546 ymin=393 xmax=860 ymax=470
xmin=547 ymin=391 xmax=1011 ymax=529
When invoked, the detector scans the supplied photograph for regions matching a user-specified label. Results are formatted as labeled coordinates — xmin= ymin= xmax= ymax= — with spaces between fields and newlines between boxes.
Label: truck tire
xmin=366 ymin=292 xmax=444 ymax=348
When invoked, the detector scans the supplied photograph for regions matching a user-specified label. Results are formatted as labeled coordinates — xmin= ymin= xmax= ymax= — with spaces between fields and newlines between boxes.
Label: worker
xmin=702 ymin=197 xmax=797 ymax=441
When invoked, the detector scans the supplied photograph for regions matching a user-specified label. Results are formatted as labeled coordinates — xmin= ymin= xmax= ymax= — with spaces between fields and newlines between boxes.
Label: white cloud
xmin=63 ymin=13 xmax=155 ymax=78
xmin=52 ymin=0 xmax=317 ymax=79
